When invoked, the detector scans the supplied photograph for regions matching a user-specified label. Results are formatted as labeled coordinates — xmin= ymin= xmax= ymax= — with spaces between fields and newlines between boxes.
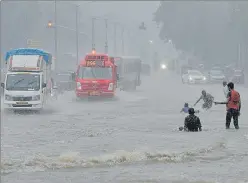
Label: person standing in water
xmin=223 ymin=81 xmax=229 ymax=100
xmin=223 ymin=81 xmax=229 ymax=110
xmin=215 ymin=82 xmax=241 ymax=129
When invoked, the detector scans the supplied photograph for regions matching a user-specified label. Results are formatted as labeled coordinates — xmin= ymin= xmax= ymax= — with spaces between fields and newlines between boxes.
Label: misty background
xmin=1 ymin=1 xmax=248 ymax=75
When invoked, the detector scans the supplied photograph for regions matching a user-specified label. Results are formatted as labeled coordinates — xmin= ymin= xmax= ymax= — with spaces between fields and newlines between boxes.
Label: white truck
xmin=1 ymin=48 xmax=53 ymax=111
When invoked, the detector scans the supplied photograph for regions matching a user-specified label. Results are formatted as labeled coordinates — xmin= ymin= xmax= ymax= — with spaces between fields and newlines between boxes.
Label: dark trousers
xmin=186 ymin=124 xmax=199 ymax=132
xmin=226 ymin=108 xmax=239 ymax=129
xmin=187 ymin=127 xmax=199 ymax=132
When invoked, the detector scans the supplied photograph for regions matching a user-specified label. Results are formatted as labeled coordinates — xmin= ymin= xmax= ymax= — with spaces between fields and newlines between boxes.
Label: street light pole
xmin=114 ymin=23 xmax=117 ymax=55
xmin=54 ymin=0 xmax=58 ymax=71
xmin=104 ymin=19 xmax=108 ymax=54
xmin=76 ymin=5 xmax=79 ymax=66
xmin=121 ymin=27 xmax=124 ymax=55
xmin=238 ymin=43 xmax=241 ymax=67
xmin=92 ymin=18 xmax=96 ymax=51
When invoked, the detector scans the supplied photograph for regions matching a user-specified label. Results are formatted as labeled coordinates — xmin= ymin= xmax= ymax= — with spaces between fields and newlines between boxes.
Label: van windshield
xmin=6 ymin=74 xmax=40 ymax=91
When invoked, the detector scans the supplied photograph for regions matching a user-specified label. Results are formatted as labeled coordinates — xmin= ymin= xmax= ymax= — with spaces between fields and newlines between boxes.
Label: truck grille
xmin=12 ymin=96 xmax=32 ymax=101
xmin=12 ymin=104 xmax=32 ymax=107
xmin=82 ymin=83 xmax=108 ymax=90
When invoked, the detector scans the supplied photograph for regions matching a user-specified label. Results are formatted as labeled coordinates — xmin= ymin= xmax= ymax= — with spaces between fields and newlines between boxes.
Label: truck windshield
xmin=78 ymin=67 xmax=112 ymax=80
xmin=6 ymin=74 xmax=40 ymax=91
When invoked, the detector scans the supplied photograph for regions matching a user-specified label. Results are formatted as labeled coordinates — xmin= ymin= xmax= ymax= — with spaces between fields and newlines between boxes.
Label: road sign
xmin=27 ymin=39 xmax=41 ymax=48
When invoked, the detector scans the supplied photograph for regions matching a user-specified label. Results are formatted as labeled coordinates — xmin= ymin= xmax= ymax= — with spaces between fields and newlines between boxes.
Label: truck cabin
xmin=114 ymin=56 xmax=141 ymax=76
xmin=3 ymin=48 xmax=52 ymax=91
xmin=4 ymin=72 xmax=42 ymax=91
xmin=77 ymin=53 xmax=116 ymax=81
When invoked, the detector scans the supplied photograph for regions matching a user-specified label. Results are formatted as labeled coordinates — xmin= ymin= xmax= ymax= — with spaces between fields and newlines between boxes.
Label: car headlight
xmin=76 ymin=82 xmax=81 ymax=90
xmin=32 ymin=95 xmax=40 ymax=101
xmin=189 ymin=76 xmax=193 ymax=80
xmin=108 ymin=83 xmax=114 ymax=91
xmin=161 ymin=64 xmax=167 ymax=69
xmin=203 ymin=77 xmax=206 ymax=80
xmin=5 ymin=94 xmax=12 ymax=101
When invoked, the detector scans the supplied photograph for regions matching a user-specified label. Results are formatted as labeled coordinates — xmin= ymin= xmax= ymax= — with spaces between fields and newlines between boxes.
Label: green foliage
xmin=154 ymin=1 xmax=248 ymax=64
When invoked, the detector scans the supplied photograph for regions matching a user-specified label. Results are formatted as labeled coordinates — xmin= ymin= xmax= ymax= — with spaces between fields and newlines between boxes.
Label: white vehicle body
xmin=3 ymin=72 xmax=46 ymax=110
xmin=2 ymin=51 xmax=52 ymax=111
xmin=208 ymin=69 xmax=225 ymax=83
xmin=182 ymin=70 xmax=207 ymax=84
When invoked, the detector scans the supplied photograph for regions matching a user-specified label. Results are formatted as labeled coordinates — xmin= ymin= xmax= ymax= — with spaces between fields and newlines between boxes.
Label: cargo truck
xmin=1 ymin=48 xmax=53 ymax=111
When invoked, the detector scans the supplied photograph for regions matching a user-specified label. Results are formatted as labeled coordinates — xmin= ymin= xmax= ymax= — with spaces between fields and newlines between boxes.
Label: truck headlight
xmin=76 ymin=82 xmax=81 ymax=90
xmin=5 ymin=95 xmax=12 ymax=101
xmin=32 ymin=95 xmax=40 ymax=101
xmin=108 ymin=83 xmax=114 ymax=91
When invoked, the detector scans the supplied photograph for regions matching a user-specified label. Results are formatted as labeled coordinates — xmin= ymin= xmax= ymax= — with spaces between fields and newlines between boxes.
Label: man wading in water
xmin=215 ymin=82 xmax=241 ymax=129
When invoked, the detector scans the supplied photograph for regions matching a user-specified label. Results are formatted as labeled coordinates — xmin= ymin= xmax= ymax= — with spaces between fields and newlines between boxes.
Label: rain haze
xmin=1 ymin=1 xmax=248 ymax=183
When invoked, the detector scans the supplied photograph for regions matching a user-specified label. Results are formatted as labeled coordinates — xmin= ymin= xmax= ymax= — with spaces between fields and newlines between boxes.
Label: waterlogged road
xmin=1 ymin=72 xmax=248 ymax=183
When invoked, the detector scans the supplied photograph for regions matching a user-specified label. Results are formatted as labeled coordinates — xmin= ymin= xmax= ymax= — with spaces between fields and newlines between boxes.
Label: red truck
xmin=75 ymin=52 xmax=118 ymax=98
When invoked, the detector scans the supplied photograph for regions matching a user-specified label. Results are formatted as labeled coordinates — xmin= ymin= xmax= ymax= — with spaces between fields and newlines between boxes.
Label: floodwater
xmin=1 ymin=72 xmax=248 ymax=183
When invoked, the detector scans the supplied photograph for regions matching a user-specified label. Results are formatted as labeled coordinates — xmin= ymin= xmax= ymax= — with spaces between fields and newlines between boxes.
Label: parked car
xmin=208 ymin=69 xmax=225 ymax=83
xmin=229 ymin=69 xmax=245 ymax=84
xmin=182 ymin=70 xmax=207 ymax=84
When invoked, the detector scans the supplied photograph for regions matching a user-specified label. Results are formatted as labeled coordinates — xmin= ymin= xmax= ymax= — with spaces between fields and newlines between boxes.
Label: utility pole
xmin=54 ymin=0 xmax=58 ymax=71
xmin=121 ymin=27 xmax=124 ymax=55
xmin=238 ymin=43 xmax=241 ymax=68
xmin=76 ymin=5 xmax=79 ymax=66
xmin=104 ymin=19 xmax=108 ymax=54
xmin=114 ymin=23 xmax=117 ymax=55
xmin=91 ymin=18 xmax=96 ymax=51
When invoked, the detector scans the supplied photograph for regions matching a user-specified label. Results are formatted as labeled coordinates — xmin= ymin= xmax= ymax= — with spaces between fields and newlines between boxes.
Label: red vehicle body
xmin=75 ymin=53 xmax=117 ymax=98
